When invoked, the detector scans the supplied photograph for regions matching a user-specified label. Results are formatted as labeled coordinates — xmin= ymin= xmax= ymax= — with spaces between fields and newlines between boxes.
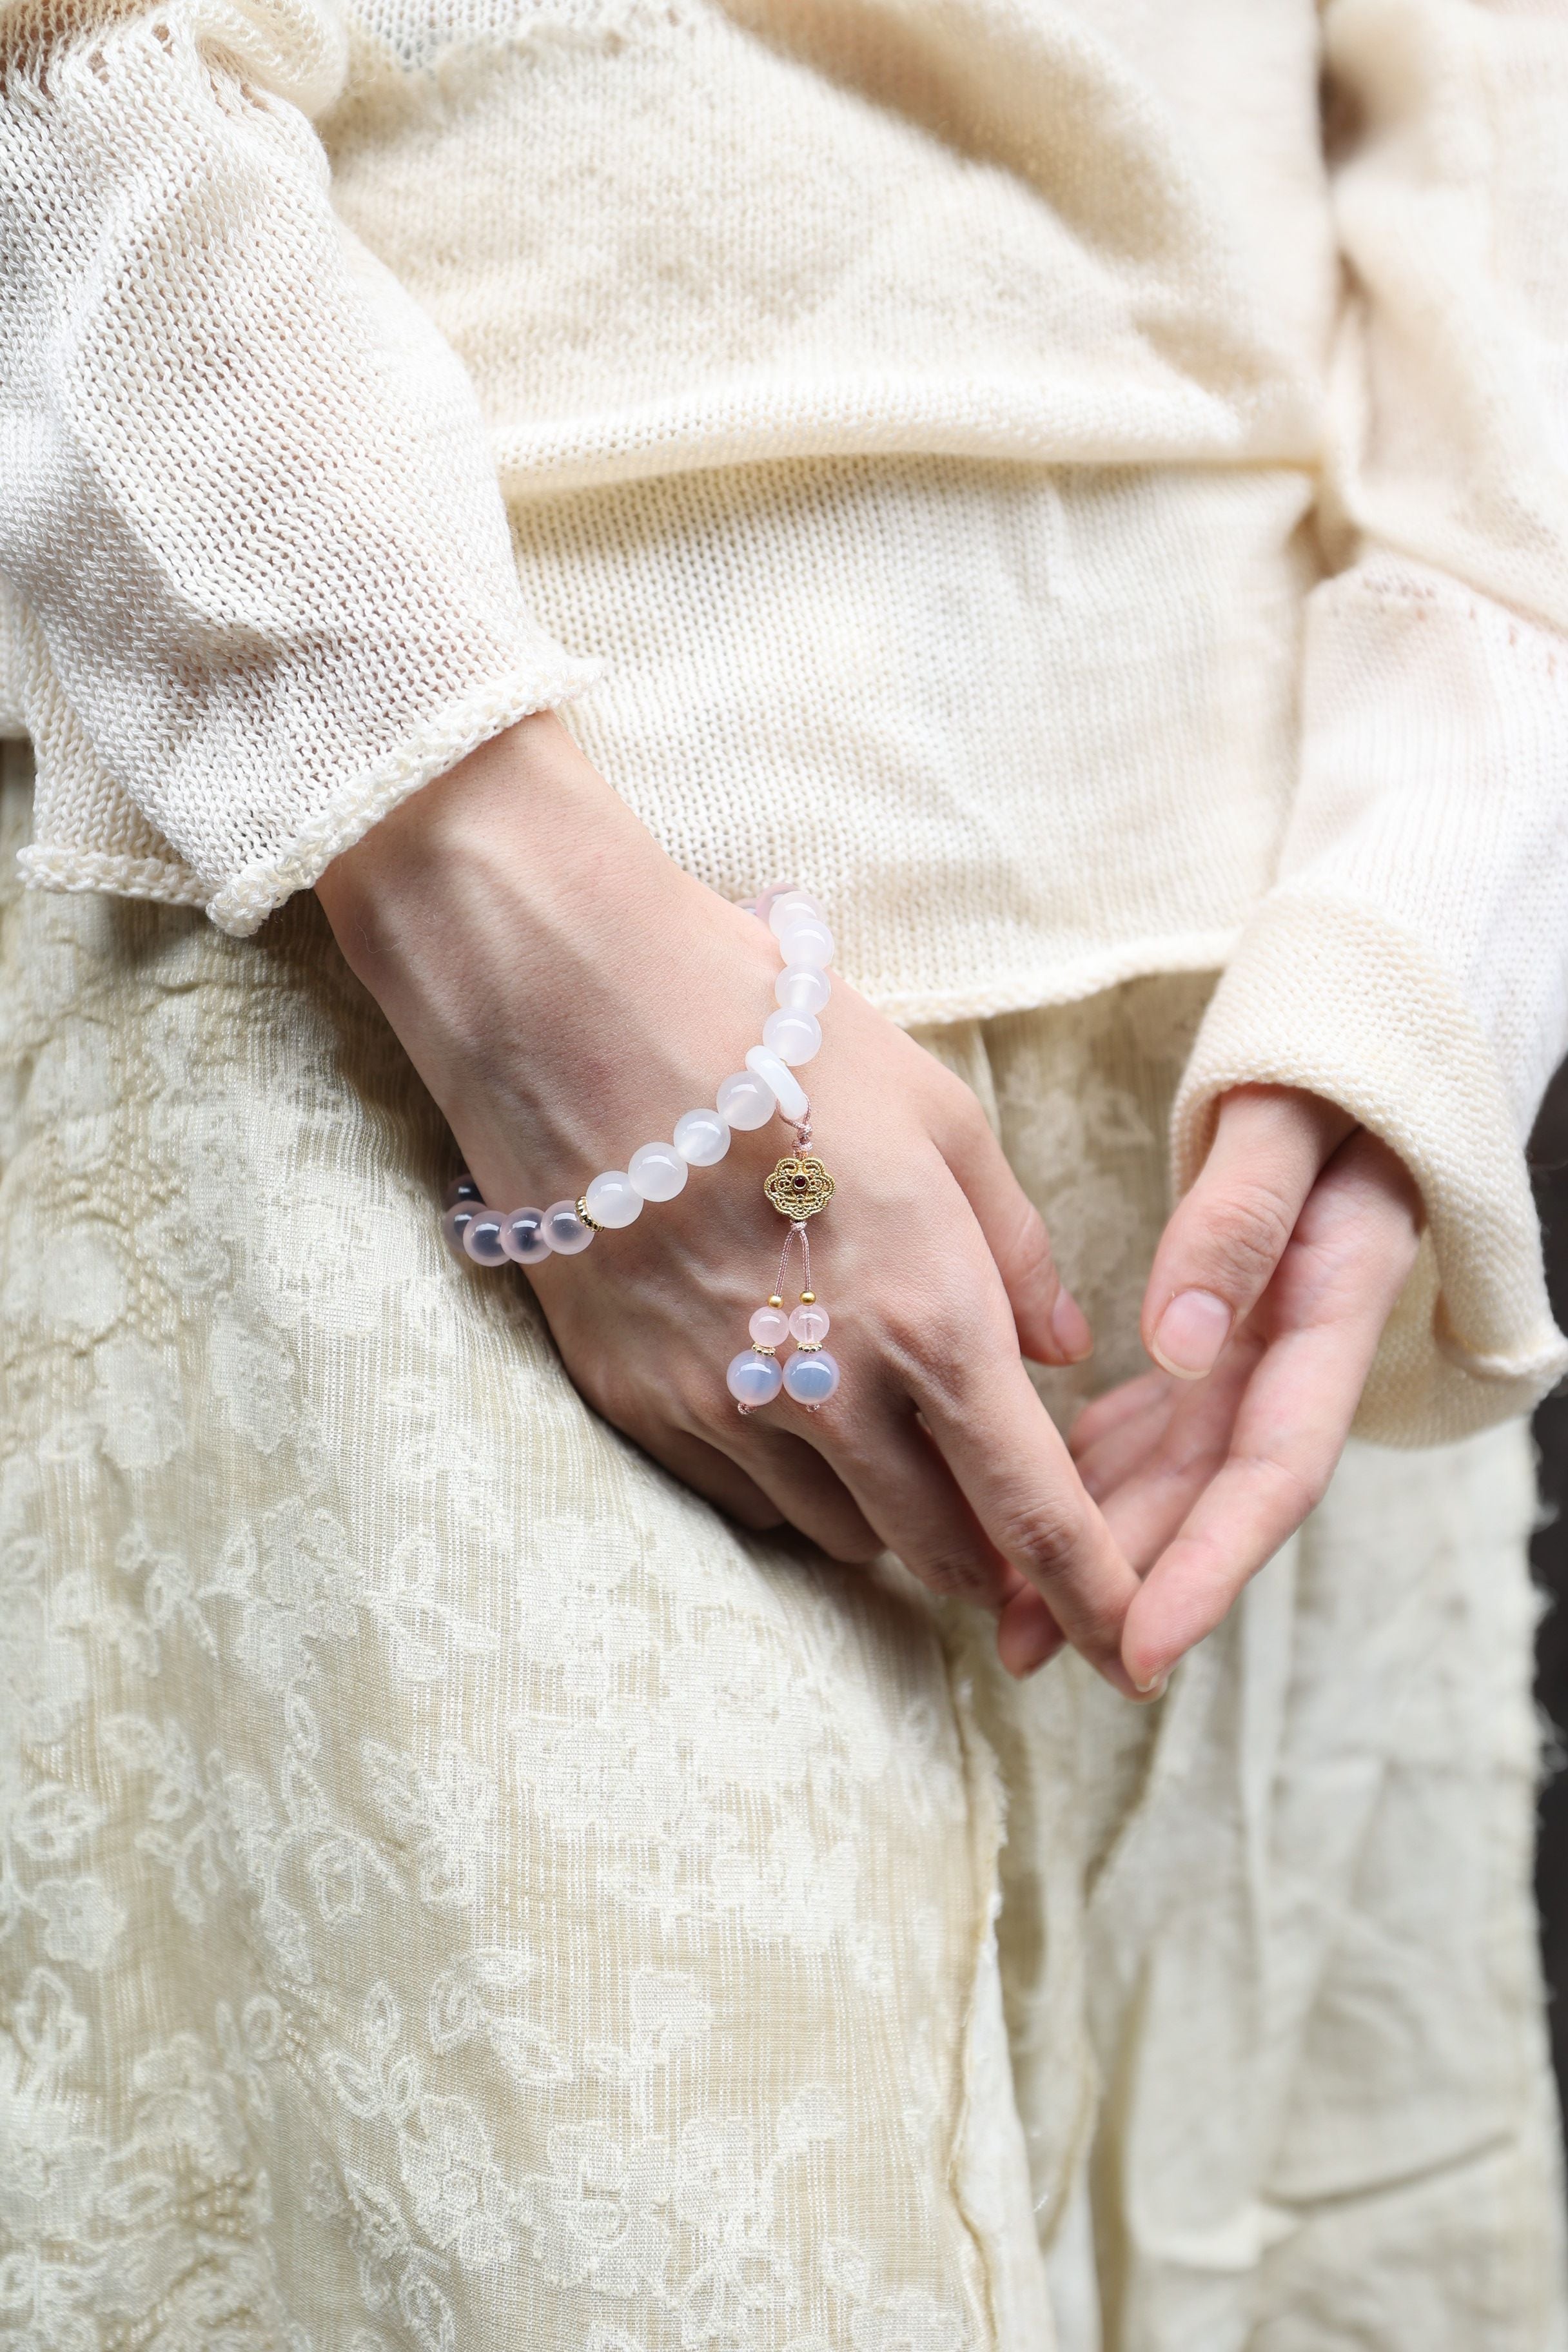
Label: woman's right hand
xmin=315 ymin=714 xmax=1146 ymax=1695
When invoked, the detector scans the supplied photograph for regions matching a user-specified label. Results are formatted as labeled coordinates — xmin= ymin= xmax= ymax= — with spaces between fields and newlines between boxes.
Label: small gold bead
xmin=768 ymin=1295 xmax=783 ymax=1308
xmin=799 ymin=1291 xmax=816 ymax=1304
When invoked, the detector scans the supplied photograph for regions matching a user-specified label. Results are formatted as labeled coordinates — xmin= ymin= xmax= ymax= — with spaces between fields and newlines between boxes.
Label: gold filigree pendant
xmin=763 ymin=1152 xmax=836 ymax=1222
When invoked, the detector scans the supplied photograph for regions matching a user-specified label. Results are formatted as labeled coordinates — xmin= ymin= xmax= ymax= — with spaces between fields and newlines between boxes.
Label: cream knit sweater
xmin=1 ymin=0 xmax=1565 ymax=1441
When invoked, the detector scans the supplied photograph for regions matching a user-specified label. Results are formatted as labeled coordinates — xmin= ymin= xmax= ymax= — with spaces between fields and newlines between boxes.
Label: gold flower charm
xmin=764 ymin=1153 xmax=836 ymax=1222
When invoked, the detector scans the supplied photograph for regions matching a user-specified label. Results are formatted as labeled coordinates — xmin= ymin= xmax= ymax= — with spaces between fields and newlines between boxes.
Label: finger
xmin=1069 ymin=1367 xmax=1173 ymax=1458
xmin=1142 ymin=1086 xmax=1356 ymax=1381
xmin=813 ymin=1393 xmax=1030 ymax=1611
xmin=626 ymin=1419 xmax=788 ymax=1533
xmin=1072 ymin=1381 xmax=1179 ymax=1502
xmin=936 ymin=1099 xmax=1092 ymax=1367
xmin=995 ymin=1585 xmax=1067 ymax=1678
xmin=720 ymin=1420 xmax=887 ymax=1564
xmin=912 ymin=1337 xmax=1146 ymax=1696
xmin=1122 ymin=1131 xmax=1420 ymax=1688
xmin=1092 ymin=1336 xmax=1259 ymax=1567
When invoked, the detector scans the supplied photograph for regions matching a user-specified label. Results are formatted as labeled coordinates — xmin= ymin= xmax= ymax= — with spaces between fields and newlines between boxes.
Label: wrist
xmin=315 ymin=712 xmax=610 ymax=962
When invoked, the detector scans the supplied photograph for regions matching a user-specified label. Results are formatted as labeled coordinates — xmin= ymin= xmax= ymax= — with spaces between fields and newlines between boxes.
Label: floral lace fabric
xmin=0 ymin=743 xmax=1562 ymax=2350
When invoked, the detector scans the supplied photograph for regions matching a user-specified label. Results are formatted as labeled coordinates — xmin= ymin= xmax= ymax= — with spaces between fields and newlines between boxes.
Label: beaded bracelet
xmin=439 ymin=885 xmax=842 ymax=1412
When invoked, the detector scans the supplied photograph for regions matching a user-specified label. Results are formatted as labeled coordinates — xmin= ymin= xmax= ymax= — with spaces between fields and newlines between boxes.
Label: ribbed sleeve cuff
xmin=16 ymin=639 xmax=601 ymax=935
xmin=1171 ymin=889 xmax=1567 ymax=1446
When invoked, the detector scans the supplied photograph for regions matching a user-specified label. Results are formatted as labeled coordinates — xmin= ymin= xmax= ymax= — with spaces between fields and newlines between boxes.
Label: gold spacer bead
xmin=768 ymin=1295 xmax=783 ymax=1308
xmin=799 ymin=1291 xmax=816 ymax=1304
xmin=575 ymin=1195 xmax=605 ymax=1231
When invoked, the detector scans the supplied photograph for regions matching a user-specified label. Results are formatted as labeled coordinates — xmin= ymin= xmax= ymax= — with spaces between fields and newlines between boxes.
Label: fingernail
xmin=1134 ymin=1671 xmax=1168 ymax=1700
xmin=1050 ymin=1287 xmax=1093 ymax=1362
xmin=1150 ymin=1289 xmax=1230 ymax=1379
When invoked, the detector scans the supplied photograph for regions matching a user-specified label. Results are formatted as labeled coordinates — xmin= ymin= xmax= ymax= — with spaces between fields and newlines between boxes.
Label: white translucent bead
xmin=775 ymin=964 xmax=830 ymax=1017
xmin=753 ymin=879 xmax=803 ymax=923
xmin=462 ymin=1205 xmax=509 ymax=1266
xmin=716 ymin=1070 xmax=776 ymax=1130
xmin=674 ymin=1108 xmax=730 ymax=1166
xmin=727 ymin=1349 xmax=783 ymax=1407
xmin=749 ymin=1305 xmax=790 ymax=1348
xmin=585 ymin=1170 xmax=643 ymax=1228
xmin=789 ymin=1303 xmax=830 ymax=1346
xmin=762 ymin=1008 xmax=821 ymax=1066
xmin=502 ymin=1207 xmax=552 ymax=1266
xmin=442 ymin=1172 xmax=482 ymax=1209
xmin=783 ymin=1348 xmax=840 ymax=1406
xmin=776 ymin=916 xmax=834 ymax=970
xmin=767 ymin=890 xmax=819 ymax=939
xmin=745 ymin=1044 xmax=808 ymax=1124
xmin=629 ymin=1141 xmax=687 ymax=1200
xmin=544 ymin=1200 xmax=594 ymax=1254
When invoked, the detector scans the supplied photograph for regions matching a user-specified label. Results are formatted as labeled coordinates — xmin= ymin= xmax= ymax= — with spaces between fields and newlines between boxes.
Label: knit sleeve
xmin=0 ymin=0 xmax=596 ymax=936
xmin=1171 ymin=0 xmax=1568 ymax=1445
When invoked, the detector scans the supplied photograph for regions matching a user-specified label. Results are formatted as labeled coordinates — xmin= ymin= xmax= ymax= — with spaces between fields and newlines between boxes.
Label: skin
xmin=316 ymin=713 xmax=1424 ymax=1698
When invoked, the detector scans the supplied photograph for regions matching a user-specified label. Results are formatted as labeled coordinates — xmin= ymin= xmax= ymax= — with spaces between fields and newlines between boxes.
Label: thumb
xmin=1143 ymin=1086 xmax=1357 ymax=1379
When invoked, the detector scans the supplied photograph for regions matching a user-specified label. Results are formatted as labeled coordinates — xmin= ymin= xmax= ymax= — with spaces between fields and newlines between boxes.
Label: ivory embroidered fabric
xmin=1 ymin=749 xmax=1562 ymax=2351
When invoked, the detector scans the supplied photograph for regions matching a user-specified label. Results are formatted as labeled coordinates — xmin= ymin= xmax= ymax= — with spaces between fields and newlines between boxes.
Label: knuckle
xmin=909 ymin=1547 xmax=1008 ymax=1605
xmin=994 ymin=1493 xmax=1088 ymax=1584
xmin=1197 ymin=1179 xmax=1298 ymax=1291
xmin=882 ymin=1289 xmax=968 ymax=1396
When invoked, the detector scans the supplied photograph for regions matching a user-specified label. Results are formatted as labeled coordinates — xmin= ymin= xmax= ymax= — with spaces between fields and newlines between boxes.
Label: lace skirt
xmin=0 ymin=743 xmax=1561 ymax=2351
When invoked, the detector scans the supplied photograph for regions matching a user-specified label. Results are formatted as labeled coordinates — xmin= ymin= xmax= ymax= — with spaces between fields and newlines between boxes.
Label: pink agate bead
xmin=749 ymin=1306 xmax=790 ymax=1348
xmin=789 ymin=1304 xmax=830 ymax=1346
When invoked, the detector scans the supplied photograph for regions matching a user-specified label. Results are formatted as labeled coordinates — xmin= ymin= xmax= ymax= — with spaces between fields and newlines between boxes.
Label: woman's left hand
xmin=1008 ymin=1086 xmax=1424 ymax=1691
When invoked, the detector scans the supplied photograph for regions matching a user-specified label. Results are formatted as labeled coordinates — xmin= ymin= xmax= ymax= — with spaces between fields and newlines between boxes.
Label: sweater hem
xmin=17 ymin=841 xmax=210 ymax=908
xmin=872 ymin=930 xmax=1238 ymax=1032
xmin=491 ymin=376 xmax=1318 ymax=501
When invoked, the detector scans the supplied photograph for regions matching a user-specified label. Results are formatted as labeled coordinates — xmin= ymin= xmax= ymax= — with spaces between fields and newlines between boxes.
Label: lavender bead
xmin=440 ymin=1202 xmax=478 ymax=1259
xmin=442 ymin=1172 xmax=482 ymax=1208
xmin=776 ymin=916 xmax=834 ymax=970
xmin=774 ymin=964 xmax=831 ymax=1017
xmin=502 ymin=1208 xmax=552 ymax=1266
xmin=544 ymin=1200 xmax=594 ymax=1255
xmin=629 ymin=1141 xmax=687 ymax=1201
xmin=674 ymin=1108 xmax=730 ymax=1166
xmin=727 ymin=1349 xmax=784 ymax=1407
xmin=716 ymin=1070 xmax=776 ymax=1131
xmin=749 ymin=1306 xmax=790 ymax=1348
xmin=462 ymin=1206 xmax=509 ymax=1266
xmin=789 ymin=1304 xmax=830 ymax=1346
xmin=783 ymin=1348 xmax=840 ymax=1406
xmin=762 ymin=1009 xmax=821 ymax=1067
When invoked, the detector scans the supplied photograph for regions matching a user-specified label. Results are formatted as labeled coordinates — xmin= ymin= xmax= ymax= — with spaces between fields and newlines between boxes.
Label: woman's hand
xmin=1059 ymin=1086 xmax=1424 ymax=1694
xmin=316 ymin=714 xmax=1153 ymax=1696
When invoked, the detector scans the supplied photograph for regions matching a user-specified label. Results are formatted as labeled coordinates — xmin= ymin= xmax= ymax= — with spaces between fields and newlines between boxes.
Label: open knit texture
xmin=1 ymin=0 xmax=1567 ymax=1439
